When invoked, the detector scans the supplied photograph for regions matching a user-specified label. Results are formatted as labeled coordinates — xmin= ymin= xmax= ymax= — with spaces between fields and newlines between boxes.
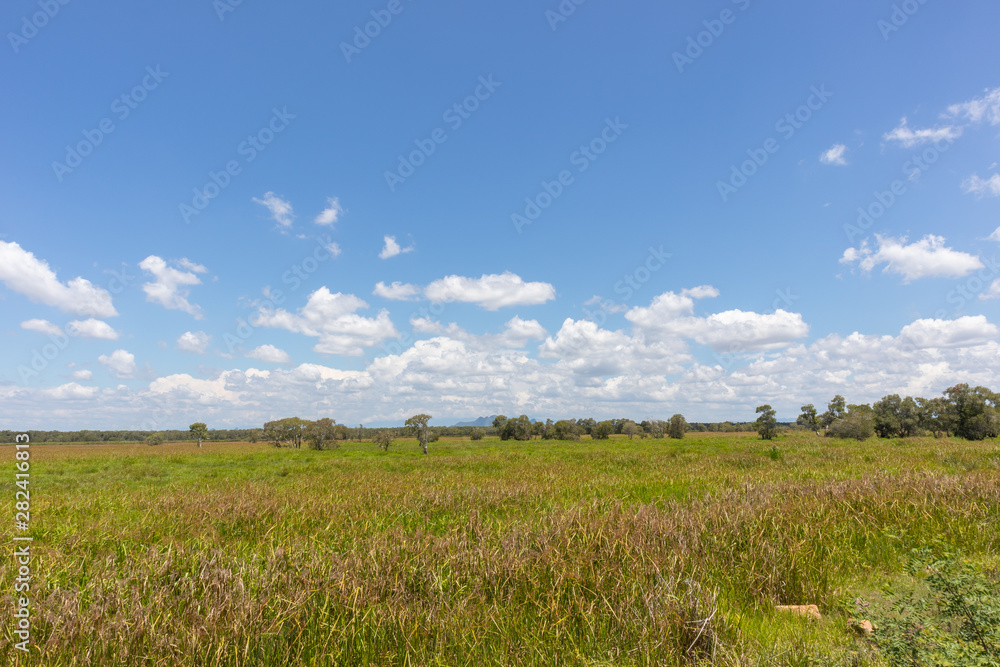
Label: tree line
xmin=752 ymin=384 xmax=999 ymax=442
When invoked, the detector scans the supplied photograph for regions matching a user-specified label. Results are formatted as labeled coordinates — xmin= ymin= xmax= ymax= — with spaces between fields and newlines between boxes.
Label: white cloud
xmin=66 ymin=319 xmax=119 ymax=340
xmin=98 ymin=349 xmax=137 ymax=378
xmin=883 ymin=117 xmax=962 ymax=148
xmin=962 ymin=173 xmax=1000 ymax=198
xmin=900 ymin=316 xmax=998 ymax=349
xmin=177 ymin=331 xmax=211 ymax=354
xmin=21 ymin=319 xmax=63 ymax=336
xmin=253 ymin=287 xmax=400 ymax=356
xmin=624 ymin=287 xmax=807 ymax=352
xmin=314 ymin=198 xmax=343 ymax=226
xmin=840 ymin=235 xmax=984 ymax=283
xmin=71 ymin=370 xmax=93 ymax=381
xmin=139 ymin=256 xmax=207 ymax=319
xmin=946 ymin=87 xmax=1000 ymax=126
xmin=247 ymin=344 xmax=292 ymax=364
xmin=980 ymin=279 xmax=1000 ymax=301
xmin=374 ymin=281 xmax=421 ymax=301
xmin=43 ymin=383 xmax=99 ymax=400
xmin=253 ymin=192 xmax=295 ymax=228
xmin=424 ymin=272 xmax=556 ymax=310
xmin=0 ymin=241 xmax=117 ymax=318
xmin=820 ymin=144 xmax=848 ymax=165
xmin=379 ymin=235 xmax=415 ymax=260
xmin=11 ymin=311 xmax=1000 ymax=429
xmin=324 ymin=241 xmax=342 ymax=257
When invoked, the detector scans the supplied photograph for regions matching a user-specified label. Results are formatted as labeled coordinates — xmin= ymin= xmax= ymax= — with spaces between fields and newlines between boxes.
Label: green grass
xmin=3 ymin=432 xmax=999 ymax=665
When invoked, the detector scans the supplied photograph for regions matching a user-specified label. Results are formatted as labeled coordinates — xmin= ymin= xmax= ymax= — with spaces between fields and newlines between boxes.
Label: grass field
xmin=3 ymin=432 xmax=999 ymax=665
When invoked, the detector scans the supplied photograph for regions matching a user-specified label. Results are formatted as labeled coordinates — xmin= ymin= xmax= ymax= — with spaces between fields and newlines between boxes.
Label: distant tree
xmin=263 ymin=417 xmax=307 ymax=448
xmin=647 ymin=420 xmax=666 ymax=439
xmin=492 ymin=415 xmax=508 ymax=432
xmin=532 ymin=420 xmax=547 ymax=439
xmin=820 ymin=395 xmax=847 ymax=430
xmin=754 ymin=405 xmax=778 ymax=440
xmin=145 ymin=432 xmax=164 ymax=446
xmin=797 ymin=405 xmax=820 ymax=435
xmin=944 ymin=384 xmax=1000 ymax=440
xmin=592 ymin=420 xmax=615 ymax=440
xmin=621 ymin=420 xmax=638 ymax=440
xmin=304 ymin=418 xmax=339 ymax=451
xmin=550 ymin=420 xmax=583 ymax=440
xmin=873 ymin=395 xmax=921 ymax=438
xmin=405 ymin=414 xmax=432 ymax=454
xmin=189 ymin=422 xmax=208 ymax=448
xmin=373 ymin=430 xmax=393 ymax=452
xmin=668 ymin=414 xmax=687 ymax=439
xmin=827 ymin=404 xmax=875 ymax=441
xmin=917 ymin=396 xmax=953 ymax=437
xmin=576 ymin=418 xmax=597 ymax=435
xmin=247 ymin=428 xmax=262 ymax=443
xmin=470 ymin=427 xmax=484 ymax=441
xmin=501 ymin=415 xmax=532 ymax=441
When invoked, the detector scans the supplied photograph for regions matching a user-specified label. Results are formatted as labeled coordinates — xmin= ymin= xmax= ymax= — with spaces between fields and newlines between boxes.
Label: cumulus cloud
xmin=66 ymin=319 xmax=119 ymax=340
xmin=314 ymin=198 xmax=344 ymax=226
xmin=946 ymin=86 xmax=1000 ymax=126
xmin=139 ymin=256 xmax=207 ymax=319
xmin=10 ymin=309 xmax=1000 ymax=429
xmin=177 ymin=331 xmax=211 ymax=354
xmin=424 ymin=272 xmax=556 ymax=310
xmin=840 ymin=235 xmax=983 ymax=282
xmin=0 ymin=241 xmax=117 ymax=318
xmin=820 ymin=144 xmax=848 ymax=165
xmin=962 ymin=173 xmax=1000 ymax=198
xmin=979 ymin=279 xmax=1000 ymax=301
xmin=253 ymin=287 xmax=399 ymax=356
xmin=253 ymin=192 xmax=295 ymax=228
xmin=98 ymin=349 xmax=137 ymax=378
xmin=379 ymin=235 xmax=415 ymax=260
xmin=900 ymin=316 xmax=999 ymax=349
xmin=374 ymin=281 xmax=421 ymax=301
xmin=247 ymin=344 xmax=292 ymax=364
xmin=43 ymin=383 xmax=99 ymax=400
xmin=21 ymin=319 xmax=63 ymax=336
xmin=883 ymin=118 xmax=962 ymax=147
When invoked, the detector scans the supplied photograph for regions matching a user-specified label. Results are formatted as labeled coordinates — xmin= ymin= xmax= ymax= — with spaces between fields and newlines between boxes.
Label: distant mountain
xmin=452 ymin=415 xmax=499 ymax=427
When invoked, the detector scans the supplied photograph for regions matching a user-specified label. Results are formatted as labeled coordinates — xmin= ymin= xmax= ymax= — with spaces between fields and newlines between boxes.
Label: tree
xmin=470 ymin=427 xmax=484 ymax=441
xmin=531 ymin=420 xmax=547 ymax=439
xmin=263 ymin=417 xmax=307 ymax=448
xmin=189 ymin=422 xmax=208 ymax=447
xmin=304 ymin=418 xmax=339 ymax=451
xmin=647 ymin=420 xmax=666 ymax=439
xmin=592 ymin=420 xmax=615 ymax=440
xmin=373 ymin=430 xmax=393 ymax=452
xmin=247 ymin=428 xmax=262 ymax=443
xmin=918 ymin=396 xmax=953 ymax=437
xmin=944 ymin=384 xmax=1000 ymax=440
xmin=797 ymin=405 xmax=820 ymax=435
xmin=820 ymin=395 xmax=847 ymax=430
xmin=405 ymin=414 xmax=432 ymax=454
xmin=576 ymin=418 xmax=597 ymax=435
xmin=492 ymin=415 xmax=508 ymax=432
xmin=145 ymin=432 xmax=164 ymax=446
xmin=754 ymin=405 xmax=778 ymax=440
xmin=621 ymin=420 xmax=638 ymax=440
xmin=550 ymin=420 xmax=583 ymax=440
xmin=873 ymin=395 xmax=921 ymax=438
xmin=668 ymin=414 xmax=687 ymax=439
xmin=827 ymin=404 xmax=875 ymax=441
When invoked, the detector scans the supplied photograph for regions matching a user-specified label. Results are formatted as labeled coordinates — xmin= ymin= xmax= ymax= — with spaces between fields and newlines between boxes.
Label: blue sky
xmin=2 ymin=0 xmax=999 ymax=428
